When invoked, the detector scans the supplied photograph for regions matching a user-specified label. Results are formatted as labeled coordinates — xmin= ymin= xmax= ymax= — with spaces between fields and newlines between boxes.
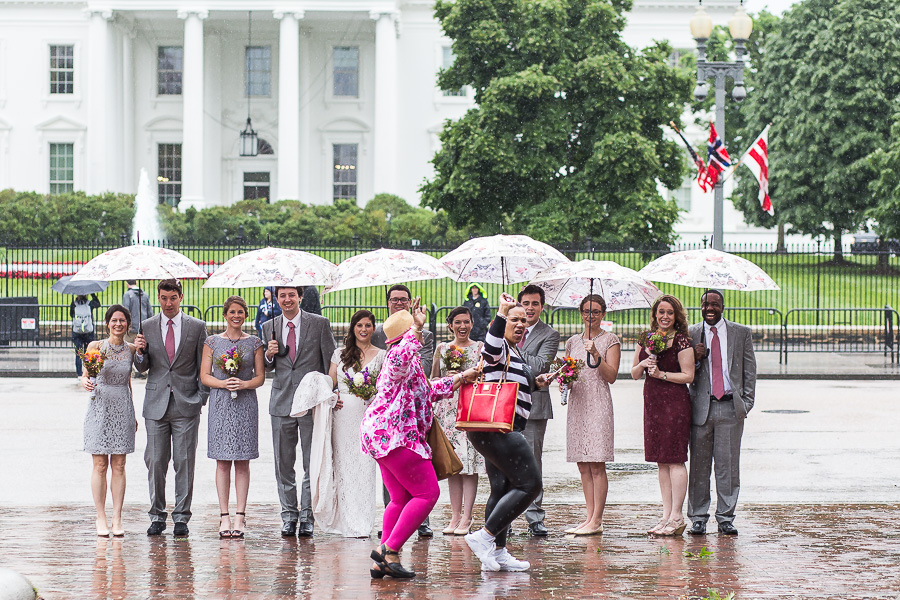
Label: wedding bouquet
xmin=549 ymin=355 xmax=584 ymax=406
xmin=78 ymin=347 xmax=106 ymax=400
xmin=641 ymin=329 xmax=670 ymax=356
xmin=442 ymin=345 xmax=467 ymax=372
xmin=214 ymin=346 xmax=243 ymax=399
xmin=345 ymin=367 xmax=379 ymax=402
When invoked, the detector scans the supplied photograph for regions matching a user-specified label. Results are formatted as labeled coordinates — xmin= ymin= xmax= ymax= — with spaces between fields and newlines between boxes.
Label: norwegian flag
xmin=740 ymin=124 xmax=773 ymax=215
xmin=704 ymin=123 xmax=732 ymax=188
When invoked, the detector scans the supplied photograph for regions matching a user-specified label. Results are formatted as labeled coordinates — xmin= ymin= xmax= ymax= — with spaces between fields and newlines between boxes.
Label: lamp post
xmin=691 ymin=1 xmax=753 ymax=251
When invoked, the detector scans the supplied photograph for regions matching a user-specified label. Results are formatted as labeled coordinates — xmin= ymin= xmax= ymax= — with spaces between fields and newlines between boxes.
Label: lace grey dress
xmin=206 ymin=335 xmax=263 ymax=461
xmin=83 ymin=340 xmax=136 ymax=455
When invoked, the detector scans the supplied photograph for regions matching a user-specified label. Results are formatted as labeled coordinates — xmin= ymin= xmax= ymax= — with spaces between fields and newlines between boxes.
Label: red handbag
xmin=456 ymin=357 xmax=518 ymax=433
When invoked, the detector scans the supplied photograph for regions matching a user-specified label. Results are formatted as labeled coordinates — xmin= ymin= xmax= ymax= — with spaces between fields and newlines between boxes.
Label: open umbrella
xmin=324 ymin=248 xmax=451 ymax=293
xmin=202 ymin=247 xmax=335 ymax=289
xmin=637 ymin=248 xmax=780 ymax=291
xmin=440 ymin=234 xmax=570 ymax=286
xmin=51 ymin=275 xmax=110 ymax=296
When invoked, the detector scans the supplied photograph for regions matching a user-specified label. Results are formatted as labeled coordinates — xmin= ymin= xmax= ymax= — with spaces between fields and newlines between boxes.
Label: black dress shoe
xmin=281 ymin=521 xmax=297 ymax=537
xmin=297 ymin=522 xmax=314 ymax=537
xmin=173 ymin=522 xmax=189 ymax=537
xmin=688 ymin=521 xmax=706 ymax=536
xmin=529 ymin=522 xmax=549 ymax=537
xmin=719 ymin=522 xmax=738 ymax=535
xmin=147 ymin=522 xmax=166 ymax=536
xmin=417 ymin=524 xmax=433 ymax=538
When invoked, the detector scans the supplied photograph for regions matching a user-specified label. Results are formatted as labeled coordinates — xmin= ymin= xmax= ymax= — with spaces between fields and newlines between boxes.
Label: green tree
xmin=732 ymin=0 xmax=900 ymax=259
xmin=868 ymin=113 xmax=900 ymax=248
xmin=0 ymin=190 xmax=134 ymax=244
xmin=421 ymin=0 xmax=692 ymax=247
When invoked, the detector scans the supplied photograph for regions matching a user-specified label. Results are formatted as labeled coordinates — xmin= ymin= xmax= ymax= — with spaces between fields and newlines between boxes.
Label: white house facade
xmin=0 ymin=0 xmax=786 ymax=243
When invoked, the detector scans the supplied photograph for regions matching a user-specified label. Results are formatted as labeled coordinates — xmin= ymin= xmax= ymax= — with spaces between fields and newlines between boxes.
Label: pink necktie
xmin=711 ymin=326 xmax=725 ymax=399
xmin=518 ymin=329 xmax=528 ymax=349
xmin=286 ymin=321 xmax=296 ymax=363
xmin=165 ymin=319 xmax=175 ymax=363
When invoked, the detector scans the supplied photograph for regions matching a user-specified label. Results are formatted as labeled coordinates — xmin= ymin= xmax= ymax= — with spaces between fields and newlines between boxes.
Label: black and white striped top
xmin=481 ymin=314 xmax=532 ymax=431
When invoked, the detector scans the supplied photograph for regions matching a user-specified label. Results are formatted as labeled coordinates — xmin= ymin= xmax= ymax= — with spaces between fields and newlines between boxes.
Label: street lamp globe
xmin=694 ymin=81 xmax=709 ymax=102
xmin=689 ymin=4 xmax=713 ymax=40
xmin=728 ymin=4 xmax=753 ymax=41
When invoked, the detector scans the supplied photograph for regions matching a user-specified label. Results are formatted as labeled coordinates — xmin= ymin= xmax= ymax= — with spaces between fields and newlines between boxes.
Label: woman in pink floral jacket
xmin=361 ymin=299 xmax=480 ymax=580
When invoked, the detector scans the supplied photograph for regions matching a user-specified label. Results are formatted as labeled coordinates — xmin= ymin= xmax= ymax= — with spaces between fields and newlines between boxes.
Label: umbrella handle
xmin=587 ymin=354 xmax=601 ymax=369
xmin=269 ymin=300 xmax=290 ymax=357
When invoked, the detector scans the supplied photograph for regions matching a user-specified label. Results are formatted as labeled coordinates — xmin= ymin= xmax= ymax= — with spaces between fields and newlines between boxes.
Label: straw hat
xmin=383 ymin=310 xmax=414 ymax=345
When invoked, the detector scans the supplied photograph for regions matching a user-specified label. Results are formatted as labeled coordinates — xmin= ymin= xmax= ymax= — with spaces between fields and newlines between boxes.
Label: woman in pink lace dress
xmin=360 ymin=299 xmax=480 ymax=580
xmin=563 ymin=294 xmax=620 ymax=536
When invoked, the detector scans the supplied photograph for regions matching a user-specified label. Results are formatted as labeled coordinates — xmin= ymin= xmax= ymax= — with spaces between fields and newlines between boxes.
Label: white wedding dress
xmin=326 ymin=347 xmax=384 ymax=537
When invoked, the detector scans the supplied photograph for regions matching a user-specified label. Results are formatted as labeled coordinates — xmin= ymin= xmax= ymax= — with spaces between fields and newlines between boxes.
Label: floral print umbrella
xmin=70 ymin=244 xmax=207 ymax=282
xmin=638 ymin=248 xmax=780 ymax=291
xmin=440 ymin=234 xmax=570 ymax=285
xmin=325 ymin=248 xmax=451 ymax=293
xmin=530 ymin=260 xmax=662 ymax=311
xmin=202 ymin=247 xmax=335 ymax=288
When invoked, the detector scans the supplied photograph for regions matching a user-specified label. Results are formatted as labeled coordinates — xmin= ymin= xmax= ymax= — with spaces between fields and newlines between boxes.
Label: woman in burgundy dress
xmin=631 ymin=294 xmax=695 ymax=537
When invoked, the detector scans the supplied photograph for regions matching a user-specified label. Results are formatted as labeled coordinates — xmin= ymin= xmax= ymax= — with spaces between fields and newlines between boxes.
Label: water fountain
xmin=131 ymin=167 xmax=165 ymax=243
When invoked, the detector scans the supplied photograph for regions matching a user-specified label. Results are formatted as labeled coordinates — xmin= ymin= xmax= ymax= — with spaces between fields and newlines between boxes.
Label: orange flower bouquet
xmin=77 ymin=348 xmax=106 ymax=400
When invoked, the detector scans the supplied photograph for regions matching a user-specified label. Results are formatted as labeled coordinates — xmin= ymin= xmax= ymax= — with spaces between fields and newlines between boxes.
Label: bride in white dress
xmin=327 ymin=309 xmax=385 ymax=537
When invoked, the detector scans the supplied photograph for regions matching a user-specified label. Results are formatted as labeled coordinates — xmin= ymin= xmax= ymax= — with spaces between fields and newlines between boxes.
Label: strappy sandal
xmin=219 ymin=513 xmax=232 ymax=539
xmin=231 ymin=511 xmax=245 ymax=539
xmin=370 ymin=544 xmax=415 ymax=579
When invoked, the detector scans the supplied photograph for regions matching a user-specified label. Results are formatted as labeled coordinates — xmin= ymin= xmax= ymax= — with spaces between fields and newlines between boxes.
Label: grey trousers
xmin=687 ymin=400 xmax=745 ymax=525
xmin=522 ymin=418 xmax=548 ymax=525
xmin=145 ymin=398 xmax=200 ymax=524
xmin=272 ymin=413 xmax=314 ymax=524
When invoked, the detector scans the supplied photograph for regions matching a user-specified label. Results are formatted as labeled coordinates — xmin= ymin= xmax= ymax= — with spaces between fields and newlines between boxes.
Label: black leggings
xmin=467 ymin=430 xmax=542 ymax=548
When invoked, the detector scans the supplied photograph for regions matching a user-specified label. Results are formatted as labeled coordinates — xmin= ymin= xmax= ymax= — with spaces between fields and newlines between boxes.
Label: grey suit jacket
xmin=688 ymin=320 xmax=757 ymax=426
xmin=262 ymin=310 xmax=337 ymax=417
xmin=134 ymin=312 xmax=209 ymax=420
xmin=518 ymin=319 xmax=560 ymax=420
xmin=372 ymin=324 xmax=434 ymax=376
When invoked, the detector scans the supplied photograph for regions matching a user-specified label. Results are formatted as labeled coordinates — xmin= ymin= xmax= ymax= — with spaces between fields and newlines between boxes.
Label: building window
xmin=246 ymin=46 xmax=271 ymax=97
xmin=158 ymin=144 xmax=182 ymax=206
xmin=49 ymin=143 xmax=74 ymax=194
xmin=257 ymin=138 xmax=274 ymax=155
xmin=157 ymin=46 xmax=183 ymax=95
xmin=674 ymin=176 xmax=692 ymax=211
xmin=333 ymin=144 xmax=357 ymax=201
xmin=333 ymin=47 xmax=359 ymax=97
xmin=49 ymin=45 xmax=74 ymax=95
xmin=441 ymin=46 xmax=465 ymax=97
xmin=244 ymin=172 xmax=270 ymax=201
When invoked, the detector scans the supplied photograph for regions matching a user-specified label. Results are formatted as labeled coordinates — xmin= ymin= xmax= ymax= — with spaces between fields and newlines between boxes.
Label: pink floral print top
xmin=360 ymin=329 xmax=454 ymax=460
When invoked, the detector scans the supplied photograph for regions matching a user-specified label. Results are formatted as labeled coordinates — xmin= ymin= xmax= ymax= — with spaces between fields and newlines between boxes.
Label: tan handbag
xmin=427 ymin=420 xmax=463 ymax=480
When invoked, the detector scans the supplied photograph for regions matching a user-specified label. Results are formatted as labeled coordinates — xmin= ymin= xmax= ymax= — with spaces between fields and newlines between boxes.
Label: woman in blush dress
xmin=431 ymin=306 xmax=483 ymax=535
xmin=327 ymin=309 xmax=385 ymax=537
xmin=563 ymin=294 xmax=620 ymax=536
xmin=81 ymin=305 xmax=138 ymax=537
xmin=200 ymin=295 xmax=265 ymax=539
xmin=631 ymin=294 xmax=695 ymax=537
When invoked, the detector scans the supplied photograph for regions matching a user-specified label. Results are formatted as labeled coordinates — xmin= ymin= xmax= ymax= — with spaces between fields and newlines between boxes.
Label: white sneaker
xmin=466 ymin=531 xmax=500 ymax=572
xmin=493 ymin=547 xmax=530 ymax=572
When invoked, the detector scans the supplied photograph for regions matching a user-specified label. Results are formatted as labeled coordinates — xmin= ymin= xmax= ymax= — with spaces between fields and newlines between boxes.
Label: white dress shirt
xmin=280 ymin=312 xmax=302 ymax=355
xmin=704 ymin=318 xmax=733 ymax=394
xmin=161 ymin=311 xmax=184 ymax=355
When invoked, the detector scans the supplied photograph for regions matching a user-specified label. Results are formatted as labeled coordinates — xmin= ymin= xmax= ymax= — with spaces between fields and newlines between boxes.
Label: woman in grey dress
xmin=81 ymin=305 xmax=138 ymax=537
xmin=200 ymin=296 xmax=265 ymax=538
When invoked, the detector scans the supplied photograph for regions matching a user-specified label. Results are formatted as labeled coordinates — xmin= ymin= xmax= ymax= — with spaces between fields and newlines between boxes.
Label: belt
xmin=711 ymin=393 xmax=733 ymax=402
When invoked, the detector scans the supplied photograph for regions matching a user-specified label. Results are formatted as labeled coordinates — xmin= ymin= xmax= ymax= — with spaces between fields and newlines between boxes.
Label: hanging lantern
xmin=240 ymin=117 xmax=258 ymax=157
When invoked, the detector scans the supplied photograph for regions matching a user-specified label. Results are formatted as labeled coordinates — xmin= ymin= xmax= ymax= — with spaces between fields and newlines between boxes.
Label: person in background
xmin=300 ymin=286 xmax=322 ymax=316
xmin=71 ymin=293 xmax=101 ymax=379
xmin=121 ymin=280 xmax=153 ymax=344
xmin=463 ymin=284 xmax=491 ymax=342
xmin=255 ymin=287 xmax=282 ymax=340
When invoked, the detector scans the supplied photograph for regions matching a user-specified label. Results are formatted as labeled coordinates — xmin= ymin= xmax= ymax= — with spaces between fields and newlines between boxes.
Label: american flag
xmin=705 ymin=123 xmax=732 ymax=188
xmin=740 ymin=125 xmax=773 ymax=215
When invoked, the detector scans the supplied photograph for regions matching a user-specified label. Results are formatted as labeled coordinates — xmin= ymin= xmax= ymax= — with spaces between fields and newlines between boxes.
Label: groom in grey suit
xmin=262 ymin=286 xmax=336 ymax=538
xmin=517 ymin=284 xmax=560 ymax=536
xmin=133 ymin=279 xmax=209 ymax=537
xmin=687 ymin=289 xmax=757 ymax=536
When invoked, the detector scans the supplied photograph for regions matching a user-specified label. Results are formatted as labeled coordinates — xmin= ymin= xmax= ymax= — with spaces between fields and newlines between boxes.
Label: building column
xmin=122 ymin=26 xmax=135 ymax=193
xmin=86 ymin=9 xmax=113 ymax=195
xmin=177 ymin=9 xmax=207 ymax=210
xmin=370 ymin=11 xmax=399 ymax=196
xmin=274 ymin=10 xmax=303 ymax=201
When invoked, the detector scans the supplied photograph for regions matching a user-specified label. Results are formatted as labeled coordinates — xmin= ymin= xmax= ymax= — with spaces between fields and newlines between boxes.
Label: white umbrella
xmin=638 ymin=248 xmax=780 ymax=291
xmin=202 ymin=247 xmax=335 ymax=289
xmin=530 ymin=260 xmax=662 ymax=312
xmin=440 ymin=234 xmax=570 ymax=285
xmin=324 ymin=248 xmax=451 ymax=293
xmin=70 ymin=244 xmax=208 ymax=282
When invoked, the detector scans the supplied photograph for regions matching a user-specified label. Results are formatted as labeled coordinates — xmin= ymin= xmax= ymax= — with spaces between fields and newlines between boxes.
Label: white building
xmin=0 ymin=0 xmax=784 ymax=244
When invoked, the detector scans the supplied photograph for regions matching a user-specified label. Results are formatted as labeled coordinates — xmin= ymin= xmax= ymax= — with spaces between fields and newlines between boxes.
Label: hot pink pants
xmin=377 ymin=447 xmax=439 ymax=550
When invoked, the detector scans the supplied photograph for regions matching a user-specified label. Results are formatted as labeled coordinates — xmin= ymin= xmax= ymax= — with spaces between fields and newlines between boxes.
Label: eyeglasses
xmin=388 ymin=297 xmax=410 ymax=305
xmin=581 ymin=309 xmax=604 ymax=317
